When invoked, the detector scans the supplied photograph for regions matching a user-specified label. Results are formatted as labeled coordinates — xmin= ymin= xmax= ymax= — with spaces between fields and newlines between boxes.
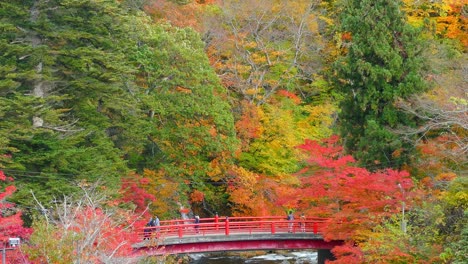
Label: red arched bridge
xmin=133 ymin=216 xmax=343 ymax=263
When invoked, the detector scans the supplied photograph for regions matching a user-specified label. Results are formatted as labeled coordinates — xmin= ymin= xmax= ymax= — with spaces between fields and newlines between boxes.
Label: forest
xmin=0 ymin=0 xmax=466 ymax=263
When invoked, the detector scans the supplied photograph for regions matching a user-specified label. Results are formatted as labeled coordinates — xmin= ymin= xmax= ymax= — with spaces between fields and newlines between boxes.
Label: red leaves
xmin=0 ymin=185 xmax=16 ymax=201
xmin=331 ymin=242 xmax=364 ymax=264
xmin=0 ymin=170 xmax=32 ymax=253
xmin=119 ymin=173 xmax=156 ymax=213
xmin=294 ymin=136 xmax=414 ymax=240
xmin=297 ymin=136 xmax=348 ymax=165
xmin=0 ymin=170 xmax=13 ymax=182
xmin=277 ymin=90 xmax=302 ymax=104
xmin=76 ymin=208 xmax=139 ymax=257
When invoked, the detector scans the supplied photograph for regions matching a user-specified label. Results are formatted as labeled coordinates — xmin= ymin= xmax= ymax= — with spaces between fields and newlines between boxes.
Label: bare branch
xmin=28 ymin=184 xmax=145 ymax=263
xmin=394 ymin=95 xmax=468 ymax=155
xmin=30 ymin=189 xmax=50 ymax=225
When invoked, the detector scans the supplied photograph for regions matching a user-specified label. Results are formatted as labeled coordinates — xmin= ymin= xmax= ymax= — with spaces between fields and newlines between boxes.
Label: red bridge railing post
xmin=313 ymin=222 xmax=318 ymax=234
xmin=215 ymin=213 xmax=219 ymax=230
xmin=225 ymin=217 xmax=230 ymax=236
xmin=178 ymin=225 xmax=183 ymax=238
xmin=271 ymin=222 xmax=276 ymax=234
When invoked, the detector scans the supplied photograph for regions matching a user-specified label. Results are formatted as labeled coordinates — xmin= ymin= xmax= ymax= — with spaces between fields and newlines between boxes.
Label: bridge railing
xmin=138 ymin=216 xmax=329 ymax=241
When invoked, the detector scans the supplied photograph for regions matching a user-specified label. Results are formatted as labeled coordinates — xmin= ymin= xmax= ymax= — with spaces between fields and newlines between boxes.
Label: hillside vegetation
xmin=0 ymin=0 xmax=466 ymax=263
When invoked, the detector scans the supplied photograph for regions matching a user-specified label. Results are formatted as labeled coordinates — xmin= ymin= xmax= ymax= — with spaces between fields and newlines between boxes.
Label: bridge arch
xmin=132 ymin=216 xmax=342 ymax=264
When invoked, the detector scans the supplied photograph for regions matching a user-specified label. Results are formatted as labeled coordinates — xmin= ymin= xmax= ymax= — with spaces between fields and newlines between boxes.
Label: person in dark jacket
xmin=144 ymin=217 xmax=154 ymax=240
xmin=194 ymin=215 xmax=200 ymax=233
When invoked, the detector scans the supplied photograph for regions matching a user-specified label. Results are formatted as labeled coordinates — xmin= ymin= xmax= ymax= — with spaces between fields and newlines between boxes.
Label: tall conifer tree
xmin=333 ymin=0 xmax=427 ymax=170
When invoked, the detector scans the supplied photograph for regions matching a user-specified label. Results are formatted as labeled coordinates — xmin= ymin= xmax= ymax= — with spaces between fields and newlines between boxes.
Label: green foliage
xmin=131 ymin=23 xmax=238 ymax=180
xmin=359 ymin=173 xmax=468 ymax=263
xmin=25 ymin=218 xmax=75 ymax=264
xmin=444 ymin=176 xmax=468 ymax=209
xmin=0 ymin=0 xmax=238 ymax=216
xmin=168 ymin=0 xmax=192 ymax=5
xmin=0 ymin=0 xmax=142 ymax=207
xmin=438 ymin=177 xmax=468 ymax=263
xmin=239 ymin=95 xmax=334 ymax=177
xmin=358 ymin=215 xmax=412 ymax=263
xmin=332 ymin=0 xmax=428 ymax=170
xmin=443 ymin=212 xmax=468 ymax=264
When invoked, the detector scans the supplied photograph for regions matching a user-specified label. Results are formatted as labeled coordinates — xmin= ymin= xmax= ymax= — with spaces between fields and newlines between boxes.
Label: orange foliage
xmin=141 ymin=169 xmax=181 ymax=218
xmin=235 ymin=101 xmax=263 ymax=149
xmin=435 ymin=172 xmax=457 ymax=182
xmin=144 ymin=0 xmax=215 ymax=31
xmin=437 ymin=1 xmax=468 ymax=49
xmin=420 ymin=176 xmax=434 ymax=189
xmin=277 ymin=90 xmax=302 ymax=104
xmin=405 ymin=0 xmax=468 ymax=50
xmin=175 ymin=86 xmax=192 ymax=94
xmin=414 ymin=133 xmax=465 ymax=183
xmin=341 ymin=32 xmax=352 ymax=42
xmin=226 ymin=165 xmax=281 ymax=216
xmin=190 ymin=190 xmax=205 ymax=203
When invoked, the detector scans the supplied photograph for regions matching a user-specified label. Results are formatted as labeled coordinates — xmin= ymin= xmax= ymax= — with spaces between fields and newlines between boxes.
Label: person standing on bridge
xmin=154 ymin=215 xmax=160 ymax=232
xmin=194 ymin=215 xmax=200 ymax=233
xmin=287 ymin=211 xmax=294 ymax=233
xmin=300 ymin=213 xmax=306 ymax=232
xmin=144 ymin=217 xmax=155 ymax=240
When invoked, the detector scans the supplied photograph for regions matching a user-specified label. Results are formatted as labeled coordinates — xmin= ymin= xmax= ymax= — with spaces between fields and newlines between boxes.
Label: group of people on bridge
xmin=143 ymin=216 xmax=160 ymax=240
xmin=288 ymin=211 xmax=306 ymax=233
xmin=144 ymin=210 xmax=307 ymax=239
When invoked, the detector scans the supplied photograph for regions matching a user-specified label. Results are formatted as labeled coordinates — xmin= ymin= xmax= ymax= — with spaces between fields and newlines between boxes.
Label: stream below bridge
xmin=188 ymin=250 xmax=318 ymax=264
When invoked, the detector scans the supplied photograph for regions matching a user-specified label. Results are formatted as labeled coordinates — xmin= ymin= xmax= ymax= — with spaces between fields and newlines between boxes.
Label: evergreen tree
xmin=0 ymin=0 xmax=141 ymax=208
xmin=131 ymin=24 xmax=239 ymax=212
xmin=0 ymin=0 xmax=238 ymax=214
xmin=332 ymin=0 xmax=427 ymax=170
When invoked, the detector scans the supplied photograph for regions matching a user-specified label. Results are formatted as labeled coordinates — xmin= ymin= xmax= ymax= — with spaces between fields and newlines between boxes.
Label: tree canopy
xmin=0 ymin=0 xmax=466 ymax=263
xmin=332 ymin=0 xmax=428 ymax=170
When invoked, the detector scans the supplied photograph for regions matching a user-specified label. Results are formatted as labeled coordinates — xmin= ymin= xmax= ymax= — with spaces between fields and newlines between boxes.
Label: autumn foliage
xmin=0 ymin=170 xmax=31 ymax=263
xmin=289 ymin=136 xmax=414 ymax=260
xmin=24 ymin=188 xmax=143 ymax=263
xmin=0 ymin=0 xmax=465 ymax=263
xmin=119 ymin=172 xmax=156 ymax=214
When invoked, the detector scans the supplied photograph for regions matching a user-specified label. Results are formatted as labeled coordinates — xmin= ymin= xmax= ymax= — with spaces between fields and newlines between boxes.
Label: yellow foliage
xmin=231 ymin=166 xmax=258 ymax=191
xmin=244 ymin=88 xmax=258 ymax=95
xmin=142 ymin=169 xmax=180 ymax=218
xmin=404 ymin=0 xmax=468 ymax=49
xmin=251 ymin=53 xmax=267 ymax=64
xmin=244 ymin=41 xmax=257 ymax=49
xmin=307 ymin=14 xmax=319 ymax=33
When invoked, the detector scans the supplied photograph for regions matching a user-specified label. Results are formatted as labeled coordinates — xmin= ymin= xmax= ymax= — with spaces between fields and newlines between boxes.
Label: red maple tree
xmin=290 ymin=136 xmax=414 ymax=261
xmin=119 ymin=172 xmax=156 ymax=214
xmin=0 ymin=170 xmax=32 ymax=263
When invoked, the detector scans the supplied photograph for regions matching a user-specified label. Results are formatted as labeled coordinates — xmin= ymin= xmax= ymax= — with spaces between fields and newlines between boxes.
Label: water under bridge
xmin=132 ymin=216 xmax=343 ymax=264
